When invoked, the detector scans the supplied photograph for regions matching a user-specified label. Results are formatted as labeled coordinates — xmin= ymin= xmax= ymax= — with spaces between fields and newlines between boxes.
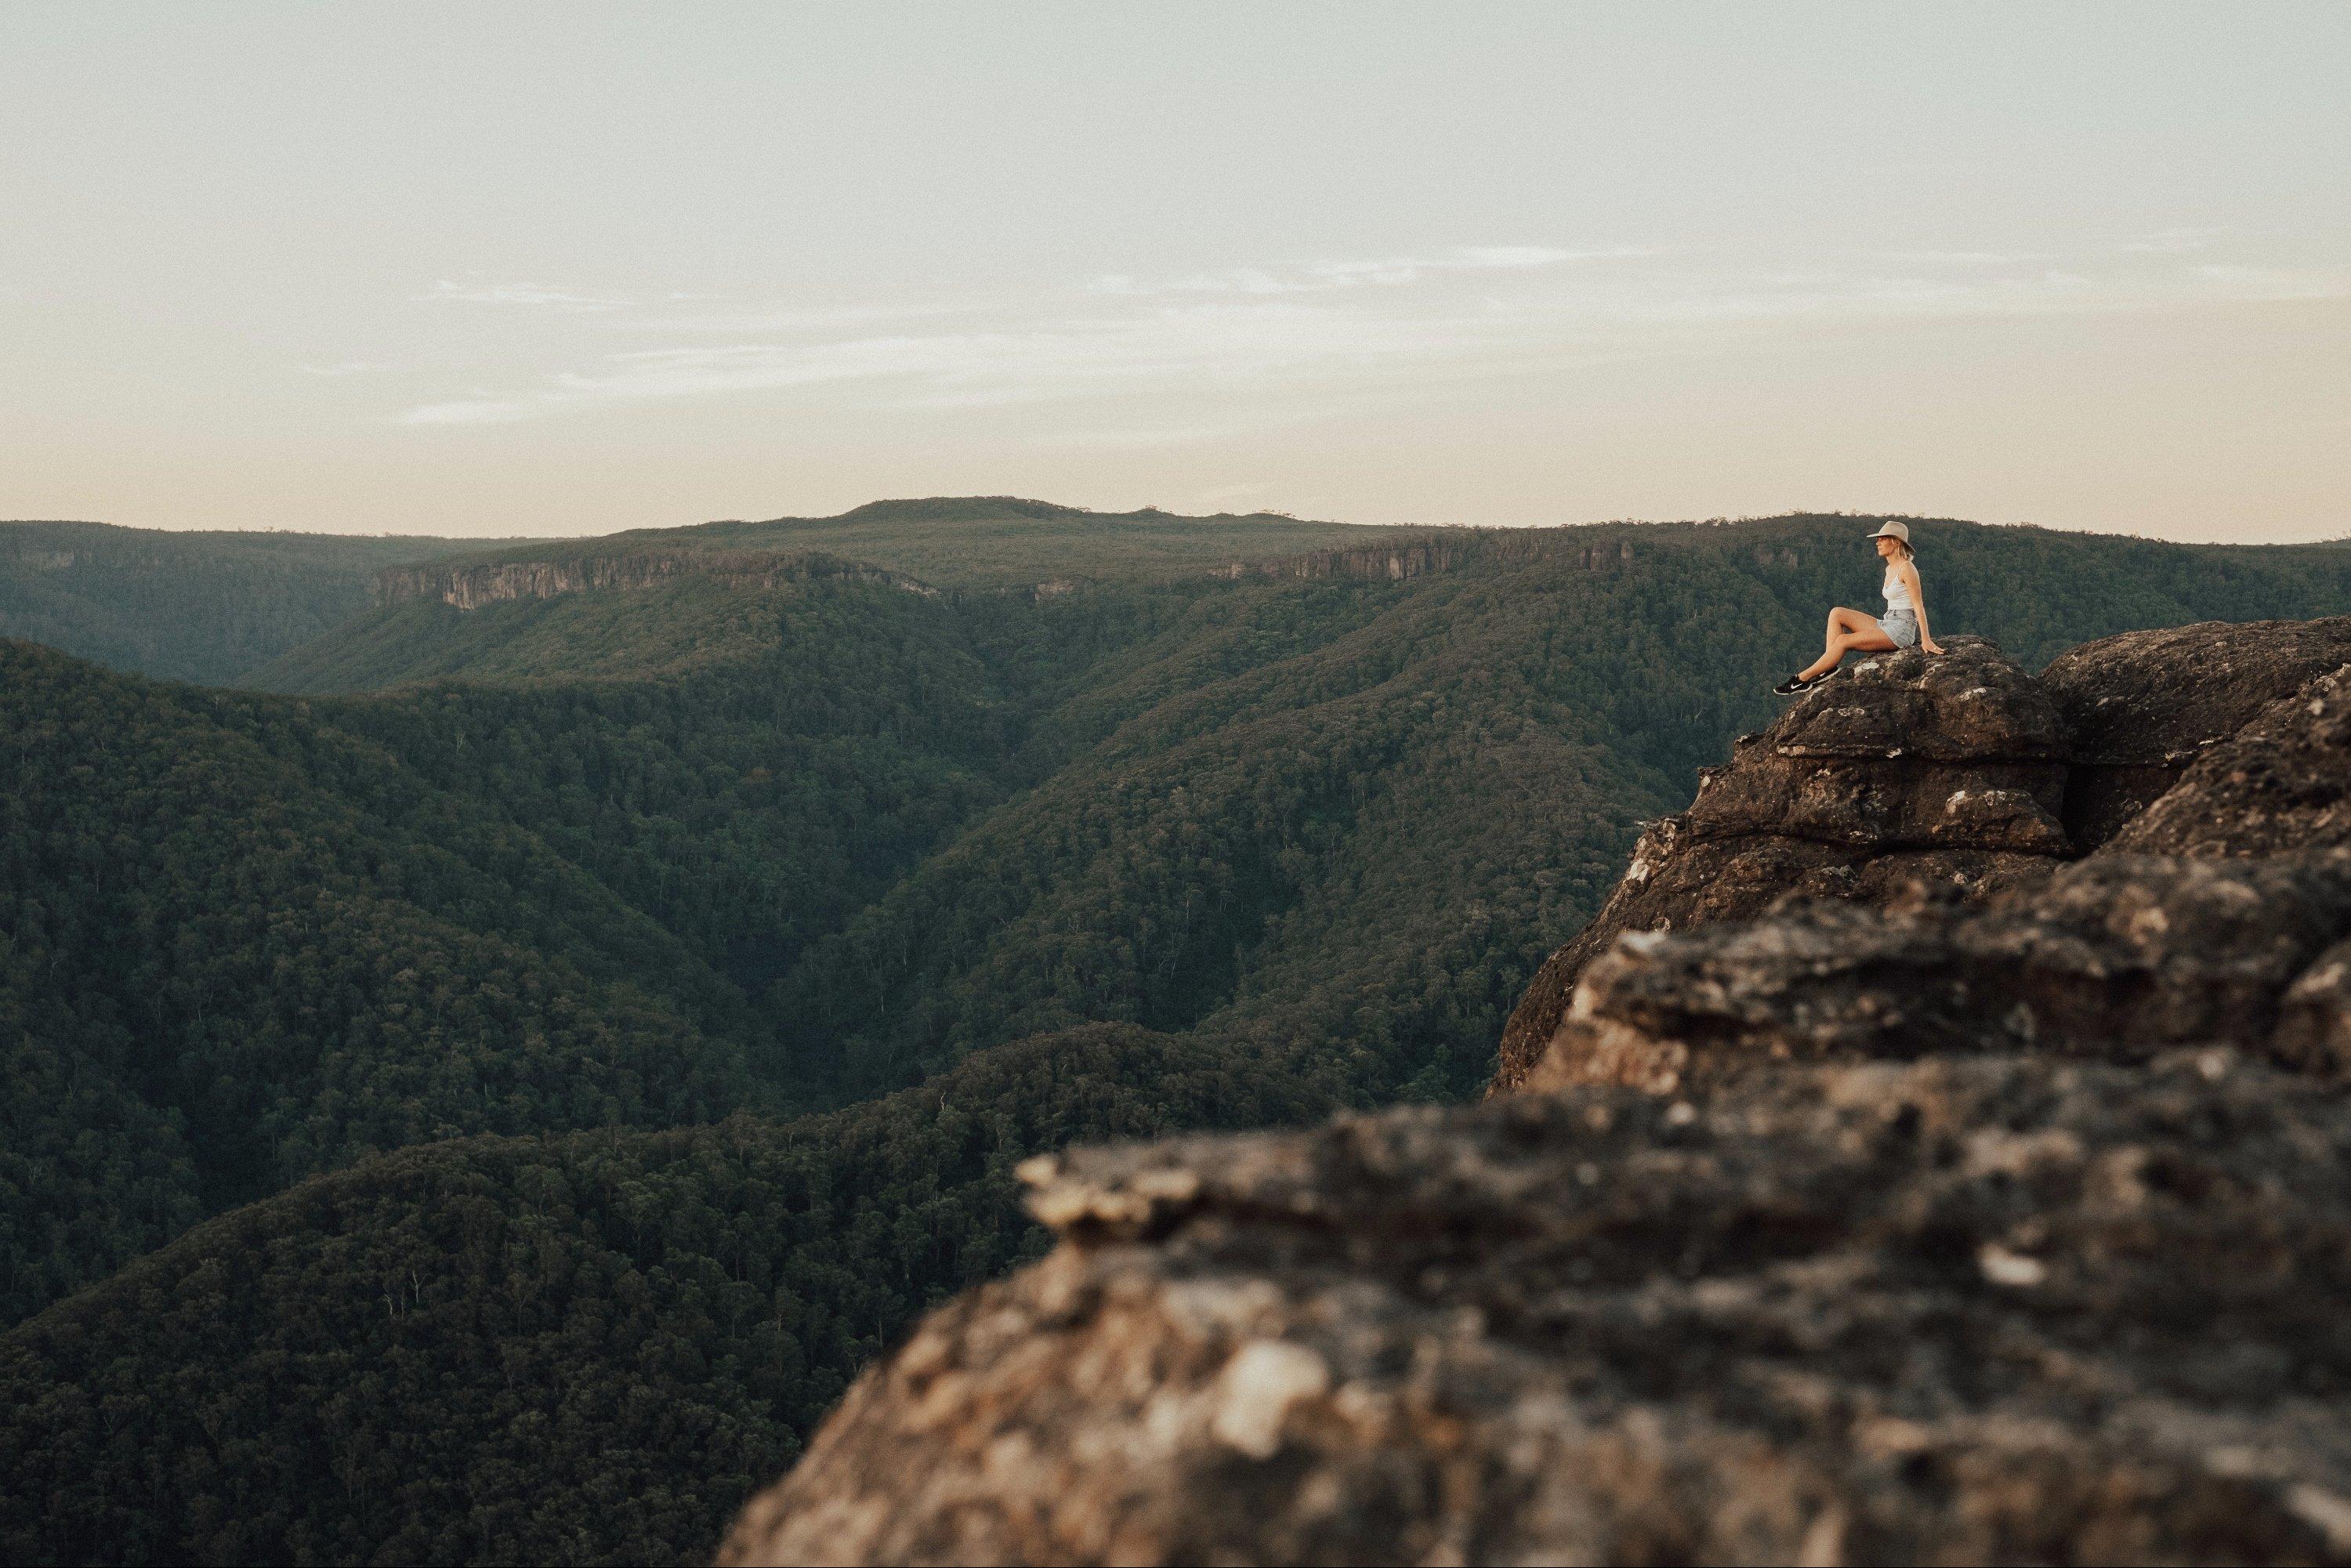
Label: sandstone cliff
xmin=1209 ymin=532 xmax=1632 ymax=585
xmin=371 ymin=550 xmax=935 ymax=610
xmin=721 ymin=617 xmax=2351 ymax=1567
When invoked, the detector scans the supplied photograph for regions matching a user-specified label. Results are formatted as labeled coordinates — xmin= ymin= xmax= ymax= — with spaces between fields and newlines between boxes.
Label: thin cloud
xmin=400 ymin=398 xmax=537 ymax=425
xmin=393 ymin=252 xmax=2349 ymax=429
xmin=298 ymin=360 xmax=396 ymax=377
xmin=398 ymin=302 xmax=1490 ymax=425
xmin=1877 ymin=249 xmax=2053 ymax=266
xmin=2119 ymin=226 xmax=2234 ymax=255
xmin=416 ymin=280 xmax=629 ymax=310
xmin=1454 ymin=245 xmax=1628 ymax=270
xmin=1565 ymin=259 xmax=2349 ymax=328
xmin=618 ymin=300 xmax=987 ymax=335
xmin=1091 ymin=245 xmax=1650 ymax=297
xmin=1036 ymin=422 xmax=1277 ymax=452
xmin=2189 ymin=263 xmax=2350 ymax=300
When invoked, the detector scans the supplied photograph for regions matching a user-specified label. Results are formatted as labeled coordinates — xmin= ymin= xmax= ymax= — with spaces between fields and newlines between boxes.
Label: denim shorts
xmin=1881 ymin=610 xmax=1920 ymax=649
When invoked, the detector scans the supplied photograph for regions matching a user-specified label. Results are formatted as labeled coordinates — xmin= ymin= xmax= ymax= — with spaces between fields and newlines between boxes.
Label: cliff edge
xmin=1496 ymin=617 xmax=2351 ymax=1092
xmin=721 ymin=617 xmax=2351 ymax=1567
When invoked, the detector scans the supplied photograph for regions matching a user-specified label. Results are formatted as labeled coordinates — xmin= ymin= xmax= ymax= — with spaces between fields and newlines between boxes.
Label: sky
xmin=2 ymin=2 xmax=2346 ymax=542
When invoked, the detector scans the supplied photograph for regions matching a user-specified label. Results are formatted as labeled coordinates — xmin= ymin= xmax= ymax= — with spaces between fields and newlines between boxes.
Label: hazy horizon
xmin=6 ymin=2 xmax=2345 ymax=543
xmin=7 ymin=498 xmax=2349 ymax=552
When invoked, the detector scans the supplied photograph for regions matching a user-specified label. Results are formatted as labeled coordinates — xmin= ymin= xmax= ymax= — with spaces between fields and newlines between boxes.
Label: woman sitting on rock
xmin=1773 ymin=520 xmax=1943 ymax=695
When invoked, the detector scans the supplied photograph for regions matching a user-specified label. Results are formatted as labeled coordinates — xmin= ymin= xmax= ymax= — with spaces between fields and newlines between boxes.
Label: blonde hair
xmin=1883 ymin=538 xmax=1914 ymax=561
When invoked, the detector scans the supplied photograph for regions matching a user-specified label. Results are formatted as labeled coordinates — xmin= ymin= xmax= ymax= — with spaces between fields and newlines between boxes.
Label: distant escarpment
xmin=372 ymin=550 xmax=937 ymax=609
xmin=377 ymin=534 xmax=1587 ymax=610
xmin=1210 ymin=531 xmax=1632 ymax=585
xmin=724 ymin=616 xmax=2351 ymax=1567
xmin=375 ymin=523 xmax=1656 ymax=612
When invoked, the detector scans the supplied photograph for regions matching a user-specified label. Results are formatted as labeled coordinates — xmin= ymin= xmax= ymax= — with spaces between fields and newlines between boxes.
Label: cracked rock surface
xmin=1527 ymin=851 xmax=2351 ymax=1094
xmin=2040 ymin=617 xmax=2351 ymax=849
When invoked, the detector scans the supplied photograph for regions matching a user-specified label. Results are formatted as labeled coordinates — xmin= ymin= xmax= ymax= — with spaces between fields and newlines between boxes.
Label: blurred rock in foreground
xmin=724 ymin=1055 xmax=2351 ymax=1566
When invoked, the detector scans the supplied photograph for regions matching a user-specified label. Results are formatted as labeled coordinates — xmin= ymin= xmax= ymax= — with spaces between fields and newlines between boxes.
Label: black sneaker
xmin=1773 ymin=668 xmax=1840 ymax=697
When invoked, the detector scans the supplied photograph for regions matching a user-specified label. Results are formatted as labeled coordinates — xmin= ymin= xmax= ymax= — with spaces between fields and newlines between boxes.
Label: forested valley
xmin=6 ymin=500 xmax=2349 ymax=1563
xmin=0 ymin=521 xmax=531 ymax=686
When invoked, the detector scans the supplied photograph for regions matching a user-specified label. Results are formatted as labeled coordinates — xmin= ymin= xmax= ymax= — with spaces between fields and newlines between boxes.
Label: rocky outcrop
xmin=724 ymin=1052 xmax=2351 ymax=1567
xmin=1494 ymin=624 xmax=2351 ymax=1093
xmin=722 ymin=617 xmax=2351 ymax=1567
xmin=1493 ymin=637 xmax=2069 ymax=1092
xmin=2040 ymin=617 xmax=2351 ymax=849
xmin=2101 ymin=664 xmax=2351 ymax=858
xmin=372 ymin=550 xmax=936 ymax=610
xmin=1528 ymin=850 xmax=2351 ymax=1094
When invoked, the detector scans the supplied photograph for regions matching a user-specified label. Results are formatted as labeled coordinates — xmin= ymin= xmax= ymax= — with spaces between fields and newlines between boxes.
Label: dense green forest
xmin=0 ymin=521 xmax=526 ymax=683
xmin=2 ymin=1024 xmax=1335 ymax=1566
xmin=0 ymin=641 xmax=759 ymax=1321
xmin=5 ymin=504 xmax=2350 ymax=1564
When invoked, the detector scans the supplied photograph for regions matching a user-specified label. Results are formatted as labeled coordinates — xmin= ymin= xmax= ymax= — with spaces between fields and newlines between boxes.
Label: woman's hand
xmin=1922 ymin=636 xmax=1945 ymax=656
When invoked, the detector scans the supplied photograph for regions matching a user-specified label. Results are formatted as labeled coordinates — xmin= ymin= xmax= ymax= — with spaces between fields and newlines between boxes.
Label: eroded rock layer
xmin=1528 ymin=850 xmax=2351 ymax=1094
xmin=723 ymin=1054 xmax=2351 ymax=1568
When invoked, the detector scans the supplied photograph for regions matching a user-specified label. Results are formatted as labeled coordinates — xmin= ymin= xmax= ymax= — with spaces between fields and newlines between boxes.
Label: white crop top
xmin=1882 ymin=565 xmax=1916 ymax=616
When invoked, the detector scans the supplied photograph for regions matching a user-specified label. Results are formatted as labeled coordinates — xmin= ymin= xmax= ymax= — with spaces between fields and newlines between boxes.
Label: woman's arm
xmin=1904 ymin=562 xmax=1943 ymax=654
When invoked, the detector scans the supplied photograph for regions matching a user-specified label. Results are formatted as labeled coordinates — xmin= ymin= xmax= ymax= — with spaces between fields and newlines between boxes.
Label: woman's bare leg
xmin=1797 ymin=607 xmax=1898 ymax=681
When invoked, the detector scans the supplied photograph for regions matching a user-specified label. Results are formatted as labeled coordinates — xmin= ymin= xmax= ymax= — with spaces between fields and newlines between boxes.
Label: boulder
xmin=1526 ymin=851 xmax=2351 ymax=1094
xmin=722 ymin=1053 xmax=2351 ymax=1568
xmin=1492 ymin=638 xmax=2066 ymax=1092
xmin=2275 ymin=939 xmax=2351 ymax=1076
xmin=2099 ymin=664 xmax=2351 ymax=859
xmin=2040 ymin=617 xmax=2351 ymax=849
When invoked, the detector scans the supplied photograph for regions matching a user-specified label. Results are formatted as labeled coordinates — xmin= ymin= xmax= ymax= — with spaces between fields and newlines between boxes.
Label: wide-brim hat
xmin=1867 ymin=520 xmax=1911 ymax=543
